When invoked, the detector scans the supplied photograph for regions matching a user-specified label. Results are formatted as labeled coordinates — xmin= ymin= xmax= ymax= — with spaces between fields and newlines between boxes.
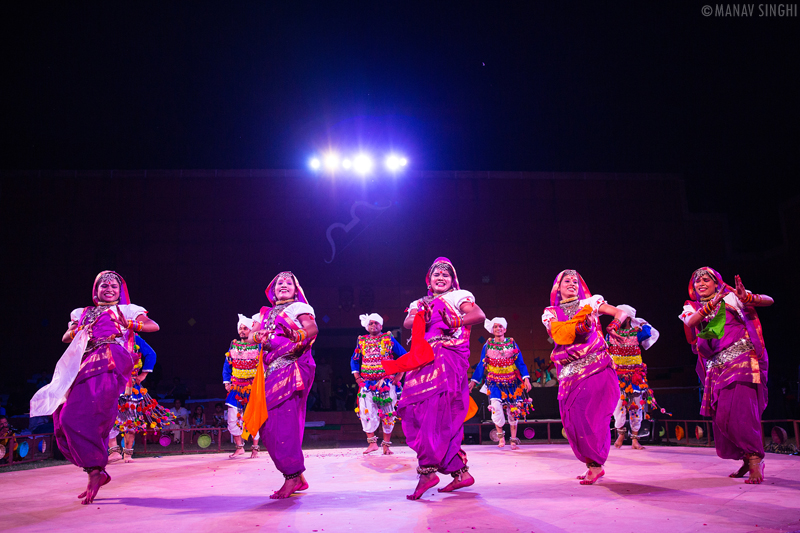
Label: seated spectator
xmin=212 ymin=403 xmax=226 ymax=428
xmin=167 ymin=399 xmax=190 ymax=443
xmin=190 ymin=405 xmax=206 ymax=428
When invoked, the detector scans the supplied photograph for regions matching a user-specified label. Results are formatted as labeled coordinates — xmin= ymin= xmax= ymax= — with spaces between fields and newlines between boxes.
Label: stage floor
xmin=3 ymin=444 xmax=799 ymax=533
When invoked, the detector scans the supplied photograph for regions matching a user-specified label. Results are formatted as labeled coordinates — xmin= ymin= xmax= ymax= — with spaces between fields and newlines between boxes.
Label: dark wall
xmin=0 ymin=170 xmax=792 ymax=417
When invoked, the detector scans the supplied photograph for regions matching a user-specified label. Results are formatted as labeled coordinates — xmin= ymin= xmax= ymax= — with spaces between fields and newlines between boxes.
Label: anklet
xmin=382 ymin=440 xmax=392 ymax=446
xmin=123 ymin=447 xmax=134 ymax=454
xmin=108 ymin=445 xmax=122 ymax=455
xmin=586 ymin=461 xmax=602 ymax=468
xmin=416 ymin=465 xmax=438 ymax=476
xmin=451 ymin=465 xmax=469 ymax=478
xmin=367 ymin=436 xmax=378 ymax=443
xmin=236 ymin=443 xmax=245 ymax=449
xmin=83 ymin=466 xmax=103 ymax=474
xmin=251 ymin=445 xmax=260 ymax=451
xmin=283 ymin=471 xmax=303 ymax=480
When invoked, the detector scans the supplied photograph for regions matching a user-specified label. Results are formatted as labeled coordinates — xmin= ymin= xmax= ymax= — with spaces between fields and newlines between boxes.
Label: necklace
xmin=559 ymin=298 xmax=581 ymax=319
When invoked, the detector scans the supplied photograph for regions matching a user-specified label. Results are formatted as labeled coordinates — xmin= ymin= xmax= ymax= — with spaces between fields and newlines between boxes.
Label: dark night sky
xmin=2 ymin=2 xmax=798 ymax=249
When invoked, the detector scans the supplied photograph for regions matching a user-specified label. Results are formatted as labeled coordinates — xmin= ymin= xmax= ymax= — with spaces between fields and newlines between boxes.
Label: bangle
xmin=576 ymin=319 xmax=590 ymax=335
xmin=136 ymin=321 xmax=144 ymax=332
xmin=606 ymin=319 xmax=621 ymax=333
xmin=69 ymin=329 xmax=76 ymax=339
xmin=295 ymin=329 xmax=307 ymax=343
xmin=740 ymin=292 xmax=753 ymax=304
xmin=449 ymin=314 xmax=463 ymax=328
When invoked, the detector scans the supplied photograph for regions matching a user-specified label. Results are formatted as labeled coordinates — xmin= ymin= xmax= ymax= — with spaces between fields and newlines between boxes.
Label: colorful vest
xmin=355 ymin=333 xmax=396 ymax=381
xmin=608 ymin=328 xmax=643 ymax=368
xmin=226 ymin=340 xmax=260 ymax=405
xmin=484 ymin=338 xmax=521 ymax=385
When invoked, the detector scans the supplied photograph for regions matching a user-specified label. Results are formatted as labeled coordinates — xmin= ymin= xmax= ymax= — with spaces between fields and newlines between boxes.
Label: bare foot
xmin=123 ymin=453 xmax=134 ymax=463
xmin=294 ymin=473 xmax=309 ymax=492
xmin=250 ymin=447 xmax=259 ymax=459
xmin=407 ymin=473 xmax=440 ymax=500
xmin=382 ymin=443 xmax=394 ymax=455
xmin=510 ymin=439 xmax=519 ymax=451
xmin=613 ymin=432 xmax=625 ymax=449
xmin=107 ymin=451 xmax=122 ymax=463
xmin=77 ymin=470 xmax=110 ymax=505
xmin=729 ymin=460 xmax=749 ymax=478
xmin=229 ymin=447 xmax=245 ymax=459
xmin=363 ymin=442 xmax=379 ymax=455
xmin=270 ymin=476 xmax=305 ymax=499
xmin=438 ymin=472 xmax=474 ymax=493
xmin=497 ymin=436 xmax=505 ymax=448
xmin=631 ymin=438 xmax=644 ymax=450
xmin=576 ymin=469 xmax=589 ymax=480
xmin=744 ymin=458 xmax=765 ymax=485
xmin=579 ymin=467 xmax=604 ymax=485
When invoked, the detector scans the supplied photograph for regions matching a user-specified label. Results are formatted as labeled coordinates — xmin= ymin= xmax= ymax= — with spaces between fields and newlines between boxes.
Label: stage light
xmin=385 ymin=155 xmax=401 ymax=171
xmin=342 ymin=158 xmax=352 ymax=169
xmin=309 ymin=158 xmax=321 ymax=170
xmin=324 ymin=152 xmax=339 ymax=170
xmin=353 ymin=154 xmax=373 ymax=175
xmin=400 ymin=157 xmax=408 ymax=167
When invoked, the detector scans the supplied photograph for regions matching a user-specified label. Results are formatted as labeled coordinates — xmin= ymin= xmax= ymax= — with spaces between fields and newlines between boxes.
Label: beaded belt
xmin=85 ymin=334 xmax=123 ymax=353
xmin=266 ymin=354 xmax=300 ymax=376
xmin=705 ymin=338 xmax=754 ymax=371
xmin=558 ymin=353 xmax=602 ymax=380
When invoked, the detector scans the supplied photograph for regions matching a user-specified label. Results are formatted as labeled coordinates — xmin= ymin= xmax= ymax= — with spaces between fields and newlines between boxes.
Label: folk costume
xmin=223 ymin=314 xmax=261 ymax=451
xmin=31 ymin=271 xmax=142 ymax=474
xmin=392 ymin=258 xmax=473 ymax=478
xmin=351 ymin=313 xmax=407 ymax=447
xmin=470 ymin=318 xmax=533 ymax=441
xmin=606 ymin=305 xmax=666 ymax=445
xmin=541 ymin=270 xmax=619 ymax=470
xmin=109 ymin=334 xmax=174 ymax=459
xmin=679 ymin=267 xmax=769 ymax=467
xmin=250 ymin=272 xmax=316 ymax=480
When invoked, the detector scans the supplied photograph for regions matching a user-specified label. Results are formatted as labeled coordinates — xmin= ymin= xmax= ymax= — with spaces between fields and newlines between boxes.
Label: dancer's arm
xmin=295 ymin=314 xmax=319 ymax=341
xmin=598 ymin=303 xmax=628 ymax=341
xmin=685 ymin=290 xmax=725 ymax=329
xmin=734 ymin=275 xmax=774 ymax=307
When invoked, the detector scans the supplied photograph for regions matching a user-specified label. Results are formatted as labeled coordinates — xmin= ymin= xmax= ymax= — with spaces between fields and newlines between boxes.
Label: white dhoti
xmin=613 ymin=395 xmax=643 ymax=432
xmin=227 ymin=407 xmax=259 ymax=441
xmin=489 ymin=398 xmax=519 ymax=427
xmin=358 ymin=382 xmax=398 ymax=434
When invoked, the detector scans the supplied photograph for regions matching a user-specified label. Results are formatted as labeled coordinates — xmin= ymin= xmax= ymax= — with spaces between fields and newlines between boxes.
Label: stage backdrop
xmin=0 ymin=170 xmax=793 ymax=418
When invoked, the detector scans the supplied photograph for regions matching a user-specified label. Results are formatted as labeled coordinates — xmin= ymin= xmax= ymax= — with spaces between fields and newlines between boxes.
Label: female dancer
xmin=679 ymin=267 xmax=772 ymax=484
xmin=469 ymin=317 xmax=533 ymax=450
xmin=391 ymin=257 xmax=485 ymax=500
xmin=249 ymin=272 xmax=317 ymax=499
xmin=541 ymin=269 xmax=626 ymax=485
xmin=30 ymin=271 xmax=159 ymax=504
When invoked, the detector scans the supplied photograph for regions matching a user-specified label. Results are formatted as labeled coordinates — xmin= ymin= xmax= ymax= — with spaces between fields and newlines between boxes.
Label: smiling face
xmin=238 ymin=324 xmax=251 ymax=339
xmin=96 ymin=279 xmax=121 ymax=303
xmin=367 ymin=320 xmax=382 ymax=335
xmin=430 ymin=268 xmax=453 ymax=294
xmin=559 ymin=274 xmax=580 ymax=301
xmin=491 ymin=323 xmax=506 ymax=337
xmin=693 ymin=273 xmax=718 ymax=299
xmin=274 ymin=276 xmax=297 ymax=301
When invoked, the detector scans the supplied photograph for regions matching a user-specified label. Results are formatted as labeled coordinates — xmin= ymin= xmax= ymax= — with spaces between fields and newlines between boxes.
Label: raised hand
xmin=734 ymin=274 xmax=748 ymax=300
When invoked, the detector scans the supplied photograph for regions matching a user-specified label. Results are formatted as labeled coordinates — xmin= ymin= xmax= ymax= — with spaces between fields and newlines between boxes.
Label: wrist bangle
xmin=296 ymin=329 xmax=307 ymax=343
xmin=606 ymin=319 xmax=621 ymax=333
xmin=450 ymin=314 xmax=463 ymax=328
xmin=576 ymin=319 xmax=590 ymax=335
xmin=136 ymin=321 xmax=144 ymax=332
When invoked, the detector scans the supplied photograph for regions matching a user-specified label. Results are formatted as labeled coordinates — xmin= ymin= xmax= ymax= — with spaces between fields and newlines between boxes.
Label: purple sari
xmin=256 ymin=272 xmax=316 ymax=476
xmin=52 ymin=271 xmax=137 ymax=469
xmin=542 ymin=270 xmax=617 ymax=466
xmin=398 ymin=257 xmax=472 ymax=475
xmin=680 ymin=267 xmax=768 ymax=460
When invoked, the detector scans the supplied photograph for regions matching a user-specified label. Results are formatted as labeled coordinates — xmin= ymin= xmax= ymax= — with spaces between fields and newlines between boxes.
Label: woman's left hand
xmin=734 ymin=275 xmax=748 ymax=300
xmin=523 ymin=377 xmax=532 ymax=392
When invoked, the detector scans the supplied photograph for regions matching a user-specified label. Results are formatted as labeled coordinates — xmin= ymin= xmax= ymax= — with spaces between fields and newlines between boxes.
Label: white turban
xmin=237 ymin=314 xmax=255 ymax=331
xmin=359 ymin=313 xmax=384 ymax=330
xmin=484 ymin=317 xmax=508 ymax=334
xmin=615 ymin=305 xmax=659 ymax=350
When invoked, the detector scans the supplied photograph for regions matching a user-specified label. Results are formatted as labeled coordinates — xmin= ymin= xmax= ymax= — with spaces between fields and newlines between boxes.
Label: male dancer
xmin=351 ymin=313 xmax=406 ymax=454
xmin=223 ymin=314 xmax=261 ymax=458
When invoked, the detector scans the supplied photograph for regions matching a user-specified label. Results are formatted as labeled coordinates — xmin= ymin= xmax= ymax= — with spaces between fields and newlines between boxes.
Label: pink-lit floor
xmin=3 ymin=444 xmax=799 ymax=533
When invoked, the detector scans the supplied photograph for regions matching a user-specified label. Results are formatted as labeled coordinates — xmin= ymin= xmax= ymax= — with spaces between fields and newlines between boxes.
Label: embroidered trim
xmin=558 ymin=353 xmax=602 ymax=380
xmin=705 ymin=338 xmax=754 ymax=371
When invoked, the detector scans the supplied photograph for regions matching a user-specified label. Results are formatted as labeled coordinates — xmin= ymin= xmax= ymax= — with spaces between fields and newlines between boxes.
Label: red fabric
xmin=381 ymin=313 xmax=433 ymax=374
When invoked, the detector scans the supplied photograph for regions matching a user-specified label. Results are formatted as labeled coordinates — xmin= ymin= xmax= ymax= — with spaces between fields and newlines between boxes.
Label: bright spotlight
xmin=385 ymin=155 xmax=400 ymax=171
xmin=324 ymin=153 xmax=339 ymax=170
xmin=400 ymin=157 xmax=408 ymax=167
xmin=353 ymin=154 xmax=373 ymax=175
xmin=309 ymin=158 xmax=321 ymax=170
xmin=342 ymin=158 xmax=352 ymax=169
